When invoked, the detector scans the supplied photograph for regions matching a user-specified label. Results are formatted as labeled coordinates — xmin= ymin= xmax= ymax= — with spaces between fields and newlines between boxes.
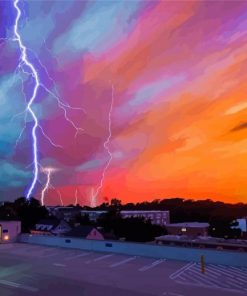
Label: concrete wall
xmin=19 ymin=234 xmax=247 ymax=267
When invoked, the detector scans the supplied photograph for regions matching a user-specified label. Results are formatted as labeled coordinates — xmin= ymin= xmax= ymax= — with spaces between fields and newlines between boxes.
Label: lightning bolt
xmin=12 ymin=0 xmax=85 ymax=202
xmin=90 ymin=83 xmax=114 ymax=207
xmin=39 ymin=166 xmax=63 ymax=206
xmin=57 ymin=190 xmax=64 ymax=206
xmin=13 ymin=0 xmax=39 ymax=200
xmin=74 ymin=188 xmax=78 ymax=206
xmin=41 ymin=168 xmax=52 ymax=206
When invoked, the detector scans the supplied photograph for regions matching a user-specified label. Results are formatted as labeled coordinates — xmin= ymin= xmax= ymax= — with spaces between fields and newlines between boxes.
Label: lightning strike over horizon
xmin=90 ymin=83 xmax=115 ymax=207
xmin=13 ymin=0 xmax=39 ymax=200
xmin=74 ymin=188 xmax=78 ymax=206
xmin=11 ymin=0 xmax=86 ymax=204
xmin=41 ymin=167 xmax=52 ymax=206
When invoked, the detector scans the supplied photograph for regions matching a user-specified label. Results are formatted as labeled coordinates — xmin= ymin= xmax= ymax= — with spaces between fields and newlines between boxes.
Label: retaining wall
xmin=19 ymin=234 xmax=247 ymax=267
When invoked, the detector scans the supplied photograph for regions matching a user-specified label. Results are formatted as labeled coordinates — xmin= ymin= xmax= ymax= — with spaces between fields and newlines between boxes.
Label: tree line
xmin=1 ymin=197 xmax=246 ymax=240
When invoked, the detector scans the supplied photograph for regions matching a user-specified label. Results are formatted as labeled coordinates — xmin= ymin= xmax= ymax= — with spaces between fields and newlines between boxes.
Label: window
xmin=2 ymin=229 xmax=8 ymax=233
xmin=181 ymin=228 xmax=187 ymax=232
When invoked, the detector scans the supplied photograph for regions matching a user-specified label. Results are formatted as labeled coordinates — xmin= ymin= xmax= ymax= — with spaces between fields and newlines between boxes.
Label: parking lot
xmin=0 ymin=243 xmax=246 ymax=296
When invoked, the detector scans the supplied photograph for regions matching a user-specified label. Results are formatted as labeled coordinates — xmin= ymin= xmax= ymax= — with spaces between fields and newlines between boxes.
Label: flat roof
xmin=0 ymin=220 xmax=21 ymax=223
xmin=166 ymin=222 xmax=209 ymax=228
xmin=121 ymin=211 xmax=169 ymax=213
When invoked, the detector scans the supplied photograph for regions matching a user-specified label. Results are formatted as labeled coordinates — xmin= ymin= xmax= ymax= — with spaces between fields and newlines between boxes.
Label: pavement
xmin=0 ymin=242 xmax=246 ymax=296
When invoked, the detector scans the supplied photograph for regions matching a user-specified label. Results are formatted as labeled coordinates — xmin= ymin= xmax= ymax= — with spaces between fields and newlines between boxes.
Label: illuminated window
xmin=181 ymin=228 xmax=187 ymax=232
xmin=3 ymin=235 xmax=9 ymax=241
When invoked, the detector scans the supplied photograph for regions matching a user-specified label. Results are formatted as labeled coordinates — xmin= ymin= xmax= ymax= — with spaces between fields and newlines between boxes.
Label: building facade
xmin=80 ymin=210 xmax=170 ymax=226
xmin=31 ymin=219 xmax=72 ymax=236
xmin=47 ymin=206 xmax=81 ymax=222
xmin=0 ymin=220 xmax=21 ymax=243
xmin=120 ymin=211 xmax=170 ymax=226
xmin=65 ymin=225 xmax=105 ymax=240
xmin=165 ymin=222 xmax=209 ymax=237
xmin=80 ymin=210 xmax=107 ymax=222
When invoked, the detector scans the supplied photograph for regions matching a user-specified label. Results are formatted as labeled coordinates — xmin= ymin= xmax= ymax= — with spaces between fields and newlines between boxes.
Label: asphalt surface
xmin=0 ymin=242 xmax=246 ymax=296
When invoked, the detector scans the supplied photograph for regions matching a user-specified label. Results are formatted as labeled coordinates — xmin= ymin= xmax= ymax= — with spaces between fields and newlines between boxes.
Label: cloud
xmin=0 ymin=161 xmax=31 ymax=188
xmin=225 ymin=102 xmax=247 ymax=115
xmin=230 ymin=122 xmax=247 ymax=132
xmin=52 ymin=1 xmax=140 ymax=59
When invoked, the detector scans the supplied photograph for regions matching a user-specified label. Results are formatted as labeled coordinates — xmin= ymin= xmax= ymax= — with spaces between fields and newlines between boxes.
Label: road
xmin=0 ymin=243 xmax=246 ymax=296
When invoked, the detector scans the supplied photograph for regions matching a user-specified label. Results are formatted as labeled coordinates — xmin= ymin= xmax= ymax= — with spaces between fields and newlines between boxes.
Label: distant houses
xmin=31 ymin=219 xmax=116 ymax=241
xmin=46 ymin=206 xmax=81 ymax=222
xmin=65 ymin=225 xmax=105 ymax=240
xmin=31 ymin=219 xmax=72 ymax=236
xmin=80 ymin=210 xmax=170 ymax=226
xmin=165 ymin=222 xmax=209 ymax=237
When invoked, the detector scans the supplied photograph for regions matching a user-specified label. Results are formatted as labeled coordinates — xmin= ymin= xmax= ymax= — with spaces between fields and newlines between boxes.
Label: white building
xmin=120 ymin=211 xmax=170 ymax=226
xmin=31 ymin=219 xmax=72 ymax=236
xmin=0 ymin=221 xmax=21 ymax=243
xmin=47 ymin=206 xmax=81 ymax=222
xmin=80 ymin=210 xmax=107 ymax=222
xmin=80 ymin=210 xmax=170 ymax=226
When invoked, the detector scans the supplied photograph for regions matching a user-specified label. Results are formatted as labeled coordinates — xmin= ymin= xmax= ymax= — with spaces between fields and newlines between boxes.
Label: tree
xmin=110 ymin=198 xmax=122 ymax=210
xmin=14 ymin=197 xmax=49 ymax=232
xmin=97 ymin=210 xmax=166 ymax=242
xmin=0 ymin=202 xmax=18 ymax=220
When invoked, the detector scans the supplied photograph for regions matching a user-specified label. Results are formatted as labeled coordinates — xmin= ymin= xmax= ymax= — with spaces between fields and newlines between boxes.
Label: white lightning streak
xmin=41 ymin=168 xmax=52 ymax=206
xmin=12 ymin=0 xmax=86 ymax=203
xmin=57 ymin=189 xmax=64 ymax=206
xmin=91 ymin=84 xmax=114 ymax=207
xmin=74 ymin=188 xmax=78 ymax=206
xmin=13 ymin=0 xmax=39 ymax=199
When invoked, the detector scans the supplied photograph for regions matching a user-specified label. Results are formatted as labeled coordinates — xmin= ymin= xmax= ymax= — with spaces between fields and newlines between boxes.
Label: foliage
xmin=0 ymin=197 xmax=49 ymax=232
xmin=95 ymin=198 xmax=247 ymax=239
xmin=97 ymin=209 xmax=166 ymax=242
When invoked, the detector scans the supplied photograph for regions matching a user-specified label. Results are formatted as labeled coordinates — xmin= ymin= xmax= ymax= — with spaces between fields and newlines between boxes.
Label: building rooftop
xmin=155 ymin=234 xmax=247 ymax=246
xmin=121 ymin=210 xmax=169 ymax=213
xmin=65 ymin=225 xmax=96 ymax=238
xmin=166 ymin=222 xmax=209 ymax=228
xmin=36 ymin=219 xmax=60 ymax=227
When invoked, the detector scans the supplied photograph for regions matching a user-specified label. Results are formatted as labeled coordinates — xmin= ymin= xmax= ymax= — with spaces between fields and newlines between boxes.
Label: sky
xmin=0 ymin=0 xmax=247 ymax=206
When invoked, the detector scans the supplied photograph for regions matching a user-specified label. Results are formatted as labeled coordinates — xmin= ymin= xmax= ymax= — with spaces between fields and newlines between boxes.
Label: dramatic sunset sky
xmin=0 ymin=0 xmax=247 ymax=205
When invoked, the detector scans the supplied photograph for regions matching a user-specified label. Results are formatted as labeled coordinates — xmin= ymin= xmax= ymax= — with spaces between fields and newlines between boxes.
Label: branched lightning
xmin=13 ymin=0 xmax=39 ymax=199
xmin=39 ymin=166 xmax=63 ymax=206
xmin=90 ymin=83 xmax=114 ymax=207
xmin=12 ymin=0 xmax=85 ymax=203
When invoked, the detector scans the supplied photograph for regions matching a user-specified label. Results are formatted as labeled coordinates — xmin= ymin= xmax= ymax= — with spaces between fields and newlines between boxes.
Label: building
xmin=165 ymin=222 xmax=209 ymax=237
xmin=0 ymin=220 xmax=21 ymax=243
xmin=80 ymin=210 xmax=170 ymax=226
xmin=155 ymin=234 xmax=247 ymax=252
xmin=47 ymin=206 xmax=81 ymax=222
xmin=120 ymin=211 xmax=170 ymax=226
xmin=80 ymin=210 xmax=107 ymax=222
xmin=31 ymin=219 xmax=71 ymax=236
xmin=65 ymin=225 xmax=105 ymax=240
